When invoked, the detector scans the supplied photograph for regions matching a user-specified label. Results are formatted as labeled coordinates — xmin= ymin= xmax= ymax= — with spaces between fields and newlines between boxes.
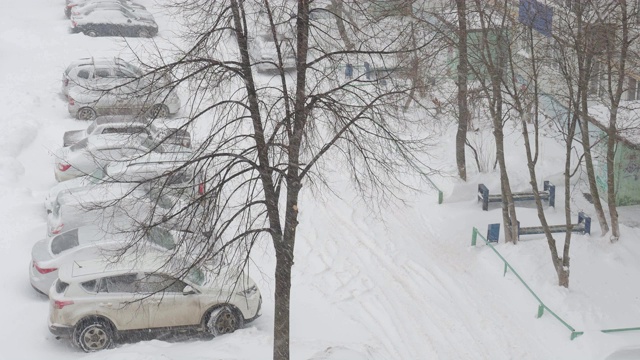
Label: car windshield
xmin=50 ymin=228 xmax=80 ymax=255
xmin=146 ymin=227 xmax=176 ymax=250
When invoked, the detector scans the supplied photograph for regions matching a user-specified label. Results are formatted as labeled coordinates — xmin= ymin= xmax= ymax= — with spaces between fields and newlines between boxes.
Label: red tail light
xmin=51 ymin=223 xmax=64 ymax=235
xmin=198 ymin=183 xmax=205 ymax=195
xmin=54 ymin=300 xmax=74 ymax=309
xmin=33 ymin=261 xmax=57 ymax=275
xmin=58 ymin=163 xmax=71 ymax=172
xmin=68 ymin=97 xmax=75 ymax=105
xmin=71 ymin=20 xmax=77 ymax=28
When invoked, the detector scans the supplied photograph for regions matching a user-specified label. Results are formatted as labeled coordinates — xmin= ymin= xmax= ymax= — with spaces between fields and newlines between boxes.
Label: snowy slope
xmin=2 ymin=1 xmax=640 ymax=359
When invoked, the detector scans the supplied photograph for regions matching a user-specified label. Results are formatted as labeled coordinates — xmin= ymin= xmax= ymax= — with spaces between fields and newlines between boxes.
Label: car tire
xmin=137 ymin=29 xmax=151 ymax=38
xmin=76 ymin=107 xmax=97 ymax=121
xmin=85 ymin=29 xmax=98 ymax=37
xmin=147 ymin=104 xmax=170 ymax=119
xmin=205 ymin=306 xmax=243 ymax=336
xmin=74 ymin=320 xmax=113 ymax=352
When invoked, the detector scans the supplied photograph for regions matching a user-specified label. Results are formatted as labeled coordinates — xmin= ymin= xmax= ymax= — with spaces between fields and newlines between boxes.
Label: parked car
xmin=67 ymin=81 xmax=180 ymax=120
xmin=70 ymin=1 xmax=151 ymax=19
xmin=49 ymin=253 xmax=261 ymax=351
xmin=248 ymin=33 xmax=296 ymax=73
xmin=63 ymin=116 xmax=191 ymax=148
xmin=65 ymin=0 xmax=144 ymax=18
xmin=46 ymin=182 xmax=141 ymax=236
xmin=70 ymin=8 xmax=158 ymax=38
xmin=53 ymin=134 xmax=188 ymax=182
xmin=30 ymin=225 xmax=187 ymax=295
xmin=46 ymin=181 xmax=197 ymax=236
xmin=45 ymin=151 xmax=201 ymax=213
xmin=44 ymin=168 xmax=103 ymax=213
xmin=61 ymin=57 xmax=142 ymax=98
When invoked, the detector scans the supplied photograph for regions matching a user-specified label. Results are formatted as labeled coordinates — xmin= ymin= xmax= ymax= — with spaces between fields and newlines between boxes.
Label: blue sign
xmin=519 ymin=0 xmax=553 ymax=37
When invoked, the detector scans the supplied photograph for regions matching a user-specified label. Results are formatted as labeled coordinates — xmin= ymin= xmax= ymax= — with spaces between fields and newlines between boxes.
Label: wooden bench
xmin=478 ymin=181 xmax=555 ymax=211
xmin=486 ymin=212 xmax=591 ymax=242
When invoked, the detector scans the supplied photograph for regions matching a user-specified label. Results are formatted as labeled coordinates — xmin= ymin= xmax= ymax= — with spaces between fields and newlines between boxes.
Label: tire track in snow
xmin=299 ymin=192 xmax=546 ymax=360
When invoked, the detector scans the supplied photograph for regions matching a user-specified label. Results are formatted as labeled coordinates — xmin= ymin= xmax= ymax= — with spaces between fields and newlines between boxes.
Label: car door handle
xmin=99 ymin=302 xmax=113 ymax=308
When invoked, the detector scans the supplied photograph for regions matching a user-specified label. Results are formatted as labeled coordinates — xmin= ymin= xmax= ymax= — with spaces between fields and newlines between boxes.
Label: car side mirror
xmin=183 ymin=285 xmax=196 ymax=295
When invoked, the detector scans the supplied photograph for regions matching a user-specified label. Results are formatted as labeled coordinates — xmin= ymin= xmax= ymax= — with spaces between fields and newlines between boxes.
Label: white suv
xmin=48 ymin=254 xmax=261 ymax=351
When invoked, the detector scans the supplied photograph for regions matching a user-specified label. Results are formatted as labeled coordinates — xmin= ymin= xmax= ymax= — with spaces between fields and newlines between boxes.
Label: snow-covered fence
xmin=471 ymin=227 xmax=584 ymax=340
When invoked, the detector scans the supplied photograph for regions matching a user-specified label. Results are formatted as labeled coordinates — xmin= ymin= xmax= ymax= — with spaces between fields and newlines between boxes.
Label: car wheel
xmin=137 ymin=29 xmax=151 ymax=38
xmin=74 ymin=320 xmax=113 ymax=352
xmin=147 ymin=104 xmax=170 ymax=119
xmin=206 ymin=306 xmax=243 ymax=336
xmin=77 ymin=107 xmax=97 ymax=121
xmin=85 ymin=29 xmax=98 ymax=37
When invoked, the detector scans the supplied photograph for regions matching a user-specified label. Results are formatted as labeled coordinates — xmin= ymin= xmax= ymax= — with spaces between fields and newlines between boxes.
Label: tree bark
xmin=455 ymin=0 xmax=469 ymax=181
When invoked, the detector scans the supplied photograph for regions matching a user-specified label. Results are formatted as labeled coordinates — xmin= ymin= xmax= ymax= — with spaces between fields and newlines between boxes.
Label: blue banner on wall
xmin=519 ymin=0 xmax=553 ymax=37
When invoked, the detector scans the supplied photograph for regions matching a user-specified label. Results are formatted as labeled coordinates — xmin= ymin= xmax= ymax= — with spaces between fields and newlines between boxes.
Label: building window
xmin=628 ymin=77 xmax=640 ymax=101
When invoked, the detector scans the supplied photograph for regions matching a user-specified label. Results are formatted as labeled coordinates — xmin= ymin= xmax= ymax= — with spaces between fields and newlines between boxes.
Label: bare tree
xmin=455 ymin=0 xmax=470 ymax=181
xmin=91 ymin=0 xmax=438 ymax=358
xmin=596 ymin=1 xmax=639 ymax=242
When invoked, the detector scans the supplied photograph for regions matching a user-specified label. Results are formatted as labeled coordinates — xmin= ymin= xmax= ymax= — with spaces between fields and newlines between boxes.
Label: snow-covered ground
xmin=2 ymin=1 xmax=640 ymax=359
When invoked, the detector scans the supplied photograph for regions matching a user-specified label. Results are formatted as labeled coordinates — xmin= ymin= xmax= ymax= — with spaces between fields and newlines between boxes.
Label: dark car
xmin=70 ymin=8 xmax=158 ymax=37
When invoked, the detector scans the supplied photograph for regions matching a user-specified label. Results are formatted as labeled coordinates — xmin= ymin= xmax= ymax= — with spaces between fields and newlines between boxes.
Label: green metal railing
xmin=472 ymin=227 xmax=583 ymax=340
xmin=425 ymin=175 xmax=443 ymax=204
xmin=472 ymin=227 xmax=640 ymax=338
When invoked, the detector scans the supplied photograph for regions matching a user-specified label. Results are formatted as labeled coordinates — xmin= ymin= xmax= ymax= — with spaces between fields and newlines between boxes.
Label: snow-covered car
xmin=64 ymin=0 xmax=144 ymax=18
xmin=61 ymin=57 xmax=142 ymax=98
xmin=70 ymin=8 xmax=158 ymax=38
xmin=30 ymin=225 xmax=186 ymax=295
xmin=49 ymin=253 xmax=261 ymax=352
xmin=248 ymin=33 xmax=296 ymax=73
xmin=45 ymin=151 xmax=201 ymax=213
xmin=67 ymin=81 xmax=180 ymax=120
xmin=52 ymin=134 xmax=189 ymax=182
xmin=46 ymin=181 xmax=196 ymax=236
xmin=70 ymin=1 xmax=151 ymax=19
xmin=63 ymin=116 xmax=191 ymax=148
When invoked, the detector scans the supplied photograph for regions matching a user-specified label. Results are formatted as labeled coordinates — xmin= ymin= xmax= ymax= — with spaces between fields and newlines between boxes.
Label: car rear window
xmin=146 ymin=227 xmax=176 ymax=250
xmin=77 ymin=69 xmax=90 ymax=79
xmin=56 ymin=280 xmax=69 ymax=294
xmin=50 ymin=228 xmax=80 ymax=255
xmin=81 ymin=279 xmax=98 ymax=293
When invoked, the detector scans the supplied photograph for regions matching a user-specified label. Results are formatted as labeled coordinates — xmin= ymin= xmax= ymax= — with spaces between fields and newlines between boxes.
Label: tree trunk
xmin=455 ymin=0 xmax=469 ymax=180
xmin=579 ymin=77 xmax=609 ymax=236
xmin=330 ymin=0 xmax=354 ymax=51
xmin=273 ymin=245 xmax=294 ymax=360
xmin=606 ymin=123 xmax=620 ymax=241
xmin=496 ymin=137 xmax=518 ymax=244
